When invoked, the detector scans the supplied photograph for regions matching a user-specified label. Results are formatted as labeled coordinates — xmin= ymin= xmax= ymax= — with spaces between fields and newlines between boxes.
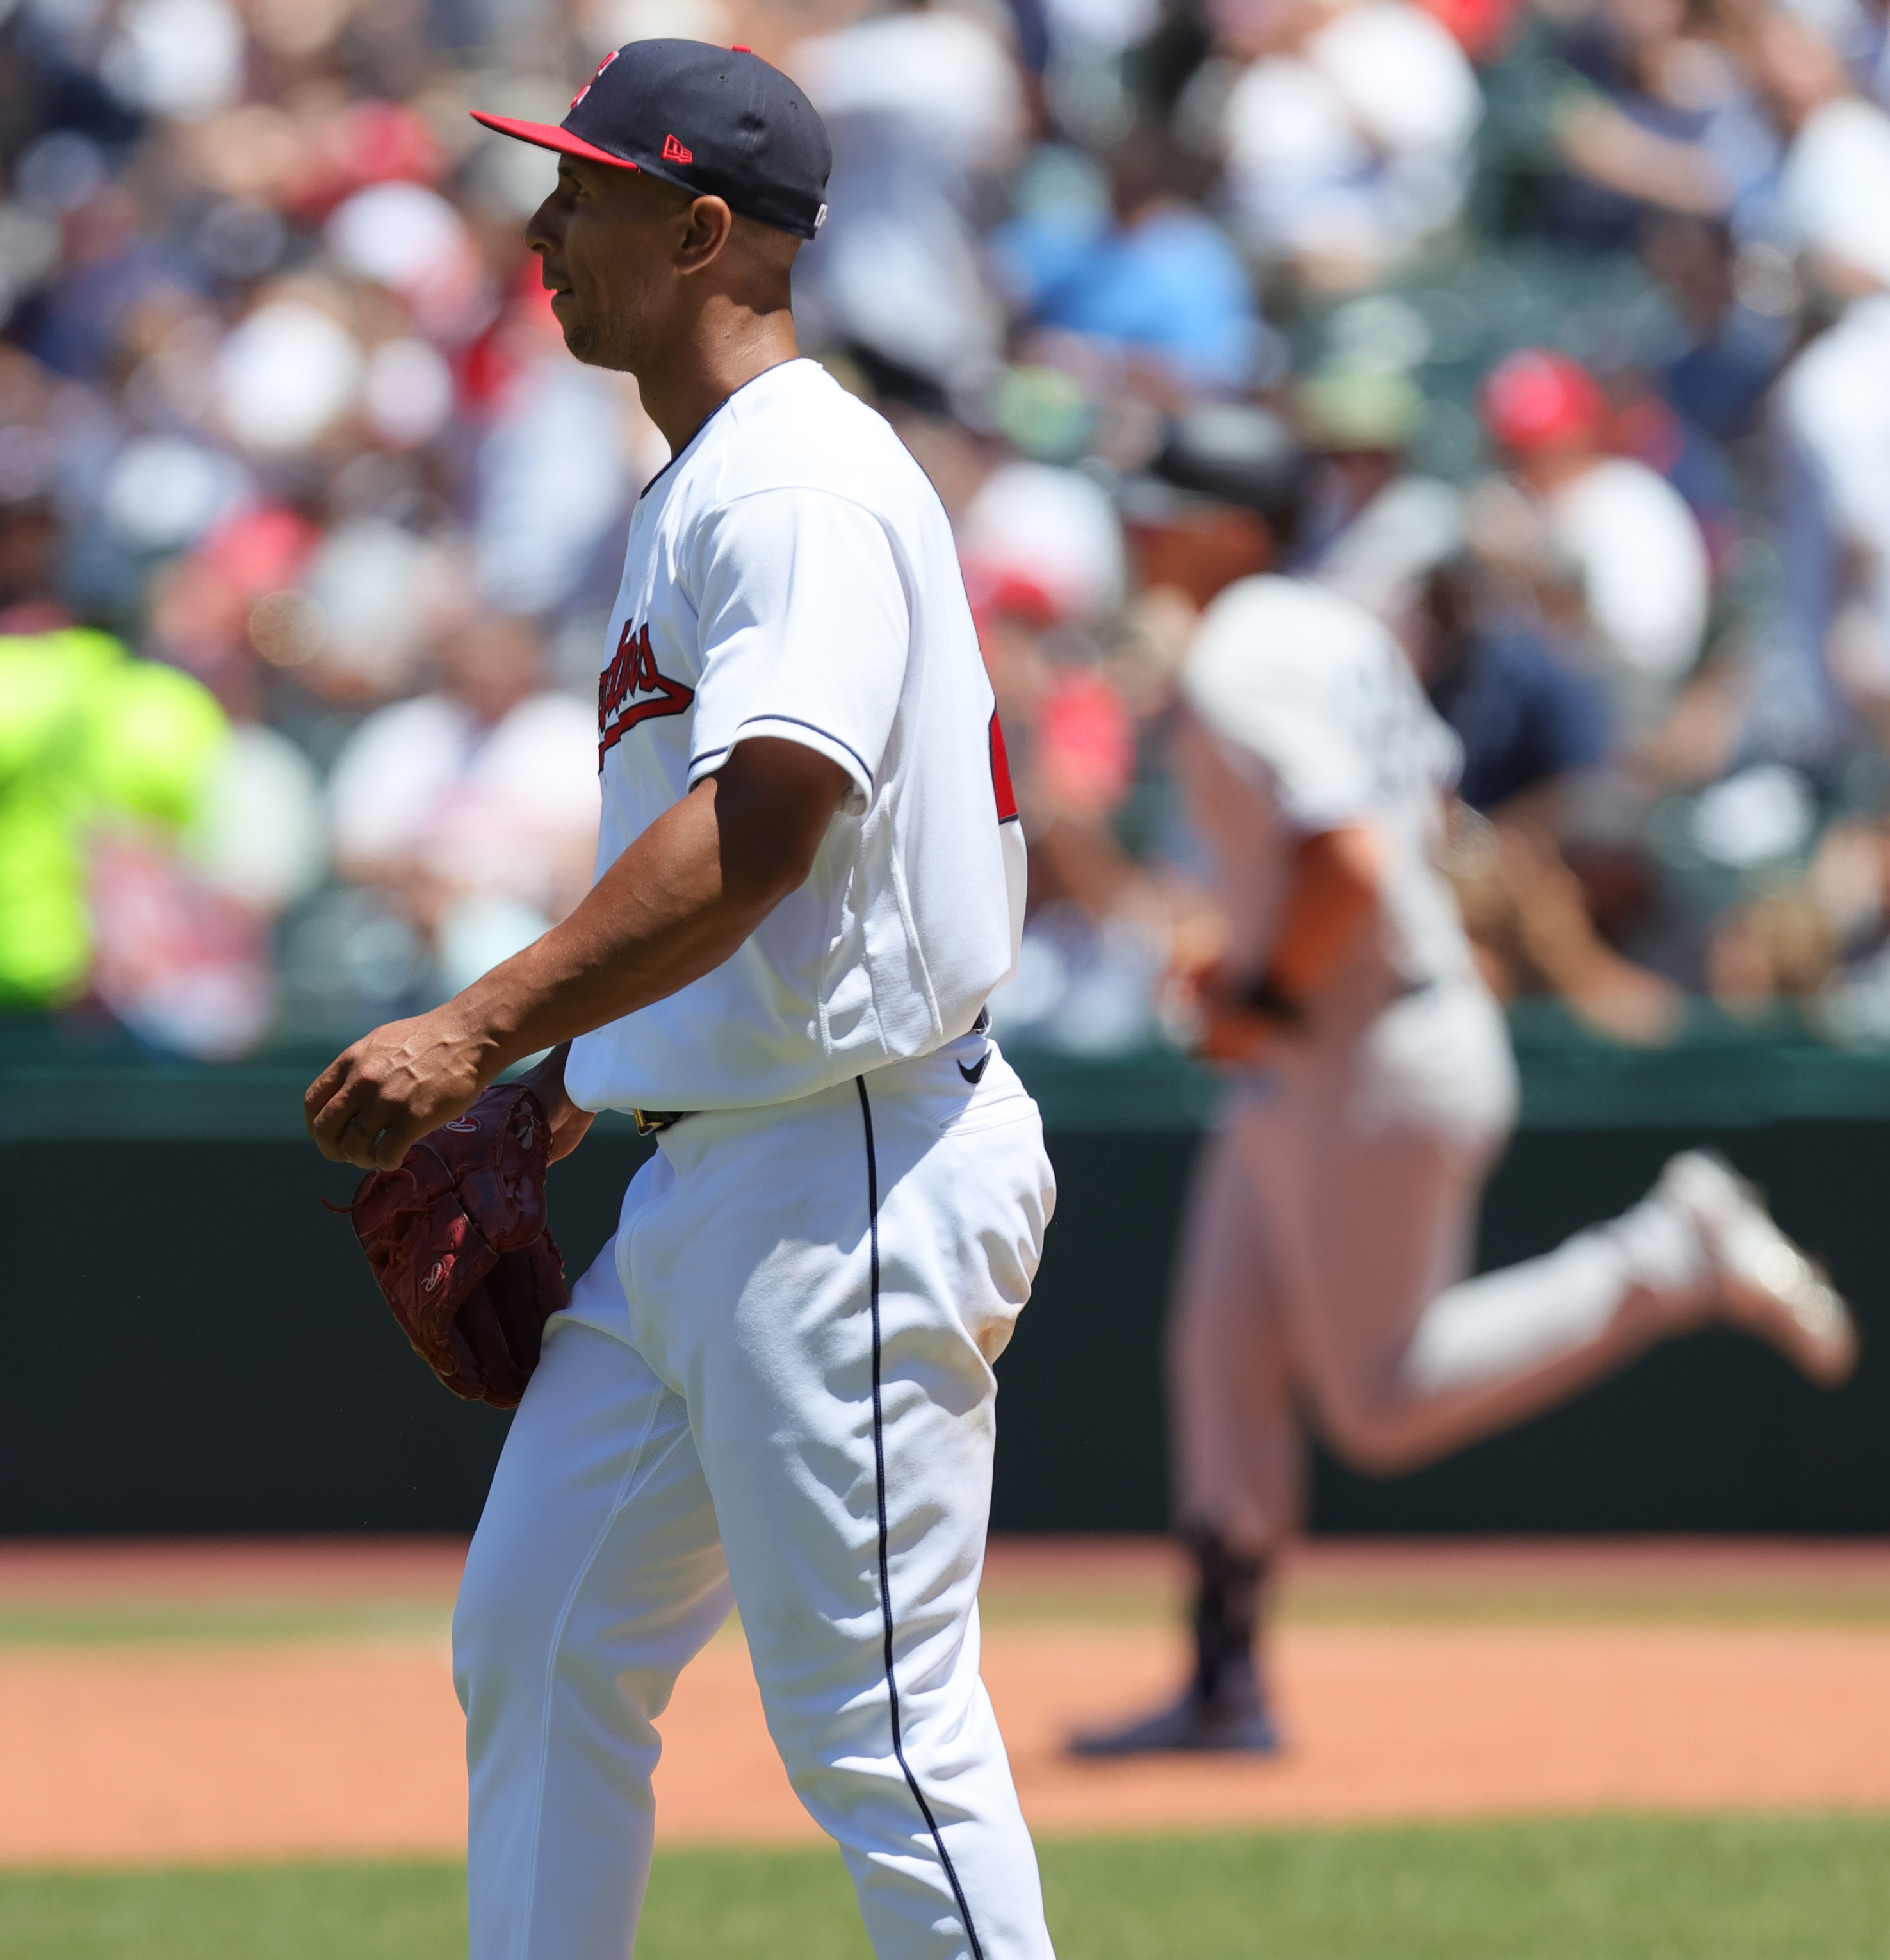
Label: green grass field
xmin=7 ymin=1815 xmax=1890 ymax=1960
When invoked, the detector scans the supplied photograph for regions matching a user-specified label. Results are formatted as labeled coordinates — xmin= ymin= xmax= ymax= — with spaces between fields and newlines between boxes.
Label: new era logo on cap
xmin=473 ymin=38 xmax=832 ymax=241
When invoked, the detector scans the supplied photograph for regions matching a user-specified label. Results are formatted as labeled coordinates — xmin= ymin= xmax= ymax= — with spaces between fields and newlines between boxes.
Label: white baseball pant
xmin=452 ymin=1036 xmax=1058 ymax=1960
xmin=1170 ymin=979 xmax=1716 ymax=1556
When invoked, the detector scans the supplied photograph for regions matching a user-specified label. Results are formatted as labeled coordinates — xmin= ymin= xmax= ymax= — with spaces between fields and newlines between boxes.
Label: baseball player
xmin=1075 ymin=405 xmax=1859 ymax=1756
xmin=307 ymin=43 xmax=1055 ymax=1959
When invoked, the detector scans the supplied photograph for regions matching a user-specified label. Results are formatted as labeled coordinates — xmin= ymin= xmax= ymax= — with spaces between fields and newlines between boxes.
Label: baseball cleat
xmin=1069 ymin=1690 xmax=1280 ymax=1758
xmin=1659 ymin=1150 xmax=1859 ymax=1387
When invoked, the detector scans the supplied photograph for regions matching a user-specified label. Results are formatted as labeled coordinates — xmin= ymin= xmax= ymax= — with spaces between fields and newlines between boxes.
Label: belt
xmin=632 ymin=1007 xmax=991 ymax=1138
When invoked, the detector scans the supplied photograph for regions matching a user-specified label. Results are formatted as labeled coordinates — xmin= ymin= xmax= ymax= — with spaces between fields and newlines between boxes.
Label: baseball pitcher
xmin=309 ymin=43 xmax=1055 ymax=1958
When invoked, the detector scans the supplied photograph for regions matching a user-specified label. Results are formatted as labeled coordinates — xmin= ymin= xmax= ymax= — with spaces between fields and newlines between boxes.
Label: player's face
xmin=526 ymin=159 xmax=702 ymax=374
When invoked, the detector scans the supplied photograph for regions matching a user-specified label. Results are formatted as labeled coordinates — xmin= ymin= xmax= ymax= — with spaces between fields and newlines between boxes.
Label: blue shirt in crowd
xmin=993 ymin=202 xmax=1266 ymax=393
xmin=1428 ymin=628 xmax=1613 ymax=812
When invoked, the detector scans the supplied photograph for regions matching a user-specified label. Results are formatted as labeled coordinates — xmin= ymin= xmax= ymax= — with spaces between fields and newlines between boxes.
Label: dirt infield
xmin=5 ymin=1537 xmax=1890 ymax=1866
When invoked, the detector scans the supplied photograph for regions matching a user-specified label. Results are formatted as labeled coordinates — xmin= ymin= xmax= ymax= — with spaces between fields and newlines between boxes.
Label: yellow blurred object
xmin=0 ymin=630 xmax=230 ymax=1009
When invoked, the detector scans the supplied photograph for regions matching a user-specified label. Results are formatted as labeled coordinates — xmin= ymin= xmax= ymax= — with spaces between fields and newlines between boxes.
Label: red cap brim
xmin=469 ymin=111 xmax=642 ymax=172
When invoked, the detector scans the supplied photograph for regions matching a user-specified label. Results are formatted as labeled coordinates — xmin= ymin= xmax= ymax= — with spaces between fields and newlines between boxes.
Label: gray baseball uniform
xmin=1168 ymin=573 xmax=1715 ymax=1559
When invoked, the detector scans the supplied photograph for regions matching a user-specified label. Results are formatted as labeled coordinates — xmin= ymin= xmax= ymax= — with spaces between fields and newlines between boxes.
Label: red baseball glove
xmin=340 ymin=1082 xmax=567 ymax=1409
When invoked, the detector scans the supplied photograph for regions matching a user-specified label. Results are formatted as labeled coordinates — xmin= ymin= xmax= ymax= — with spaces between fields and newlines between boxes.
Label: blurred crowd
xmin=10 ymin=0 xmax=1890 ymax=1057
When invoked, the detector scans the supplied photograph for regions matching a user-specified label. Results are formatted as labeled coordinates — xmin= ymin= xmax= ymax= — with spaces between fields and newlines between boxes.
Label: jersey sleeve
xmin=684 ymin=487 xmax=909 ymax=811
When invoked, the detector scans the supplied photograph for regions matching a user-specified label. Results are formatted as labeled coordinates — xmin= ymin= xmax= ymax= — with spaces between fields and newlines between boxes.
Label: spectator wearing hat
xmin=1476 ymin=347 xmax=1711 ymax=739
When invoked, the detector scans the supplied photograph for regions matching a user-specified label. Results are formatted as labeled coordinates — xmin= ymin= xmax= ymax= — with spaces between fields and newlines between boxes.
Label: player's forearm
xmin=1267 ymin=823 xmax=1385 ymax=999
xmin=306 ymin=742 xmax=849 ymax=1169
xmin=447 ymin=772 xmax=807 ymax=1074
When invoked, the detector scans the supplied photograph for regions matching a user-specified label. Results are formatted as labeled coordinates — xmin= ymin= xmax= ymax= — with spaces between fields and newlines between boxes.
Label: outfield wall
xmin=4 ymin=1009 xmax=1887 ymax=1536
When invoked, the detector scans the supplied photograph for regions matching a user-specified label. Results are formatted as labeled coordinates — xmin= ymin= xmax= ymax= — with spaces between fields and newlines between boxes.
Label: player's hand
xmin=516 ymin=1043 xmax=596 ymax=1164
xmin=1193 ymin=997 xmax=1280 ymax=1067
xmin=305 ymin=1007 xmax=494 ymax=1170
xmin=1163 ymin=955 xmax=1278 ymax=1068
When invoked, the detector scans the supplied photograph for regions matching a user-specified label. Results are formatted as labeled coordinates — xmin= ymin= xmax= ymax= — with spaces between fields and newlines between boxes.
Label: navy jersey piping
xmin=687 ymin=717 xmax=874 ymax=788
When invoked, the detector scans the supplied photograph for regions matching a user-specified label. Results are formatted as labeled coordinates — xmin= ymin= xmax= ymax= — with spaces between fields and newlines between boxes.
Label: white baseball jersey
xmin=1178 ymin=573 xmax=1475 ymax=1016
xmin=563 ymin=357 xmax=1025 ymax=1115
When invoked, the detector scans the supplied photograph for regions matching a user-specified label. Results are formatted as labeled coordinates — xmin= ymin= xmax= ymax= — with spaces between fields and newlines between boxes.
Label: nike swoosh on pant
xmin=957 ymin=1050 xmax=991 ymax=1086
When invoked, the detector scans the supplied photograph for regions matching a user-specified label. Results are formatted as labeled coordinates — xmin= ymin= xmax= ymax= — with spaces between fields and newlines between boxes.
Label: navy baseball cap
xmin=472 ymin=40 xmax=831 ymax=241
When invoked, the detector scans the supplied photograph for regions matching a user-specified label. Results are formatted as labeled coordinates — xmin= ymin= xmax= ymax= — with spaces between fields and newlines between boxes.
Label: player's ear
xmin=675 ymin=195 xmax=735 ymax=274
